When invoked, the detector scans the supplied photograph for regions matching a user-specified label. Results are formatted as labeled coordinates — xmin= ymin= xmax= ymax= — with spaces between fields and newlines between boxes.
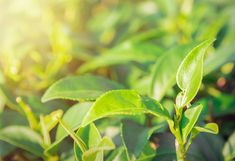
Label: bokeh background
xmin=0 ymin=0 xmax=235 ymax=161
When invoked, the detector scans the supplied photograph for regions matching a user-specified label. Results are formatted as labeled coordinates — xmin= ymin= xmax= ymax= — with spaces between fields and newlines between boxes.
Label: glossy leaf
xmin=42 ymin=75 xmax=124 ymax=102
xmin=0 ymin=126 xmax=44 ymax=157
xmin=180 ymin=104 xmax=203 ymax=143
xmin=151 ymin=43 xmax=196 ymax=101
xmin=81 ymin=90 xmax=171 ymax=127
xmin=176 ymin=39 xmax=215 ymax=107
xmin=223 ymin=131 xmax=235 ymax=161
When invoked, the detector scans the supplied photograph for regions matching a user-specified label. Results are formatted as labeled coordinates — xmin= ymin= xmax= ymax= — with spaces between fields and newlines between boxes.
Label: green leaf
xmin=42 ymin=75 xmax=124 ymax=102
xmin=82 ymin=137 xmax=115 ymax=161
xmin=137 ymin=143 xmax=156 ymax=161
xmin=78 ymin=42 xmax=163 ymax=73
xmin=121 ymin=120 xmax=158 ymax=160
xmin=193 ymin=123 xmax=219 ymax=135
xmin=74 ymin=123 xmax=102 ymax=161
xmin=106 ymin=146 xmax=129 ymax=161
xmin=16 ymin=97 xmax=39 ymax=130
xmin=0 ymin=84 xmax=20 ymax=112
xmin=197 ymin=14 xmax=228 ymax=41
xmin=176 ymin=39 xmax=215 ymax=107
xmin=74 ymin=123 xmax=115 ymax=161
xmin=193 ymin=133 xmax=224 ymax=161
xmin=0 ymin=126 xmax=44 ymax=157
xmin=187 ymin=123 xmax=219 ymax=150
xmin=45 ymin=103 xmax=92 ymax=154
xmin=223 ymin=131 xmax=235 ymax=161
xmin=43 ymin=109 xmax=63 ymax=132
xmin=0 ymin=141 xmax=15 ymax=157
xmin=58 ymin=119 xmax=88 ymax=153
xmin=180 ymin=104 xmax=203 ymax=143
xmin=81 ymin=90 xmax=170 ymax=127
xmin=151 ymin=43 xmax=196 ymax=101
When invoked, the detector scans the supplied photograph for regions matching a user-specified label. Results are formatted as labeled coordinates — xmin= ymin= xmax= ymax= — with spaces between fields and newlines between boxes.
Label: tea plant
xmin=0 ymin=0 xmax=235 ymax=161
xmin=39 ymin=39 xmax=218 ymax=161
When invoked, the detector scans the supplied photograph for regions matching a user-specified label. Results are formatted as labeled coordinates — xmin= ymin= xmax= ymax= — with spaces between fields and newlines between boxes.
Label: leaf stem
xmin=175 ymin=138 xmax=186 ymax=161
xmin=174 ymin=106 xmax=186 ymax=161
xmin=58 ymin=118 xmax=87 ymax=153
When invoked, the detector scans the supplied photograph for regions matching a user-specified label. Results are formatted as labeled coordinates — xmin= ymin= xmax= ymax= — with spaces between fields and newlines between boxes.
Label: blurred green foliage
xmin=0 ymin=0 xmax=235 ymax=160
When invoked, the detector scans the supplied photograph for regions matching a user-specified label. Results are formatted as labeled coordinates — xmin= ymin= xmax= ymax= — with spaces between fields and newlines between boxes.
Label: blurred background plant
xmin=0 ymin=0 xmax=234 ymax=160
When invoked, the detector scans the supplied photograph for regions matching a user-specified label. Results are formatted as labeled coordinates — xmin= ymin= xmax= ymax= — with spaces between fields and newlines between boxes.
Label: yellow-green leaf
xmin=176 ymin=39 xmax=215 ymax=107
xmin=180 ymin=104 xmax=203 ymax=143
xmin=81 ymin=90 xmax=171 ymax=127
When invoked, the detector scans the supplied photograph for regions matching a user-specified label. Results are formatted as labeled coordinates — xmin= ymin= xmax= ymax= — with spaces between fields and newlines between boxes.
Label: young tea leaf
xmin=176 ymin=39 xmax=215 ymax=107
xmin=193 ymin=123 xmax=219 ymax=135
xmin=151 ymin=43 xmax=196 ymax=101
xmin=42 ymin=75 xmax=124 ymax=102
xmin=180 ymin=104 xmax=203 ymax=143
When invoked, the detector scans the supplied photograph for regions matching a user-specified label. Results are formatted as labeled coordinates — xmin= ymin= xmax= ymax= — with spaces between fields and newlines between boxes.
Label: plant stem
xmin=175 ymin=139 xmax=186 ymax=161
xmin=174 ymin=106 xmax=186 ymax=161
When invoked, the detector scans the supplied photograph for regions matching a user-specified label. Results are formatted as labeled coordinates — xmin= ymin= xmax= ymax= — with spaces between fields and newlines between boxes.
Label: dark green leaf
xmin=0 ymin=141 xmax=15 ymax=157
xmin=121 ymin=120 xmax=158 ymax=160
